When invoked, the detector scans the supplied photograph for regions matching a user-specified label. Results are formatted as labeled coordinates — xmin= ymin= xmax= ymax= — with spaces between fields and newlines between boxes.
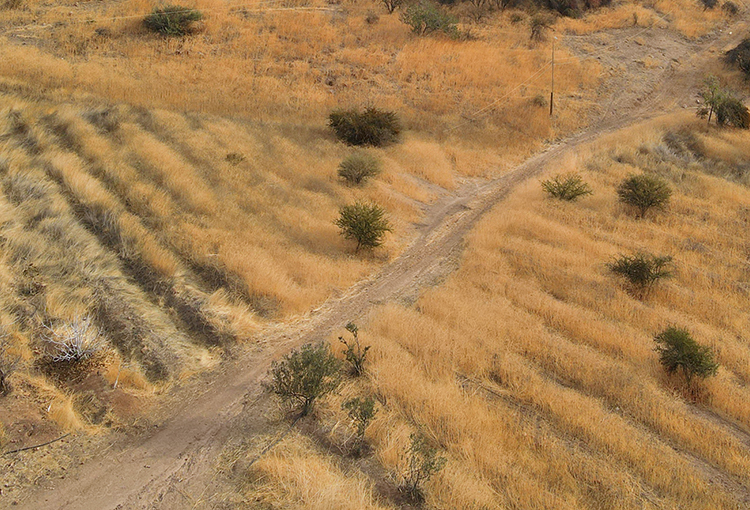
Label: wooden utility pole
xmin=550 ymin=37 xmax=556 ymax=116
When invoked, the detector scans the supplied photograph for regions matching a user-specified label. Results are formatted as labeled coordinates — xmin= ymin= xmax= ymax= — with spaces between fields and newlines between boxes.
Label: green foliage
xmin=335 ymin=202 xmax=392 ymax=251
xmin=715 ymin=96 xmax=750 ymax=129
xmin=399 ymin=433 xmax=447 ymax=502
xmin=726 ymin=39 xmax=750 ymax=78
xmin=266 ymin=343 xmax=342 ymax=415
xmin=654 ymin=326 xmax=718 ymax=384
xmin=541 ymin=173 xmax=593 ymax=201
xmin=721 ymin=0 xmax=739 ymax=15
xmin=698 ymin=76 xmax=750 ymax=128
xmin=328 ymin=107 xmax=402 ymax=147
xmin=617 ymin=174 xmax=671 ymax=219
xmin=144 ymin=5 xmax=203 ymax=36
xmin=700 ymin=0 xmax=717 ymax=9
xmin=608 ymin=253 xmax=673 ymax=294
xmin=382 ymin=0 xmax=403 ymax=14
xmin=342 ymin=396 xmax=377 ymax=438
xmin=225 ymin=152 xmax=245 ymax=165
xmin=339 ymin=322 xmax=370 ymax=376
xmin=529 ymin=13 xmax=553 ymax=41
xmin=338 ymin=153 xmax=382 ymax=186
xmin=400 ymin=1 xmax=458 ymax=36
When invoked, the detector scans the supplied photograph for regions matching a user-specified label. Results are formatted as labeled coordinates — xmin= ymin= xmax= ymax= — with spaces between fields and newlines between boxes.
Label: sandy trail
xmin=14 ymin=17 xmax=750 ymax=509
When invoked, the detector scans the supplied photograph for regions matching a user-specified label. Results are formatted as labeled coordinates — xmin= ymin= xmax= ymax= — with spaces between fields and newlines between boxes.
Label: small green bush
xmin=339 ymin=322 xmax=370 ymax=376
xmin=698 ymin=75 xmax=750 ymax=128
xmin=400 ymin=1 xmax=458 ymax=36
xmin=338 ymin=153 xmax=381 ymax=186
xmin=329 ymin=108 xmax=401 ymax=147
xmin=715 ymin=96 xmax=750 ymax=129
xmin=700 ymin=0 xmax=717 ymax=9
xmin=654 ymin=326 xmax=718 ymax=384
xmin=382 ymin=0 xmax=403 ymax=13
xmin=399 ymin=433 xmax=447 ymax=502
xmin=226 ymin=152 xmax=245 ymax=165
xmin=721 ymin=1 xmax=739 ymax=15
xmin=617 ymin=174 xmax=671 ymax=219
xmin=144 ymin=5 xmax=203 ymax=36
xmin=266 ymin=343 xmax=341 ymax=415
xmin=342 ymin=396 xmax=377 ymax=438
xmin=726 ymin=39 xmax=750 ymax=78
xmin=529 ymin=13 xmax=553 ymax=41
xmin=608 ymin=253 xmax=673 ymax=294
xmin=335 ymin=202 xmax=392 ymax=251
xmin=541 ymin=173 xmax=593 ymax=201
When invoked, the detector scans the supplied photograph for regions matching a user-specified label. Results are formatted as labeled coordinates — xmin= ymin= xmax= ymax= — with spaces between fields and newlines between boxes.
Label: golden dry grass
xmin=242 ymin=115 xmax=750 ymax=509
xmin=0 ymin=0 xmax=741 ymax=497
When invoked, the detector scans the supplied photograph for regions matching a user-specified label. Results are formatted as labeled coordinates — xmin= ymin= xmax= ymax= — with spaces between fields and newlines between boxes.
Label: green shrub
xmin=339 ymin=322 xmax=370 ymax=376
xmin=529 ymin=13 xmax=553 ymax=41
xmin=335 ymin=202 xmax=392 ymax=251
xmin=342 ymin=396 xmax=377 ymax=438
xmin=721 ymin=1 xmax=739 ymax=15
xmin=338 ymin=153 xmax=381 ymax=186
xmin=266 ymin=343 xmax=341 ymax=415
xmin=226 ymin=152 xmax=245 ymax=165
xmin=399 ymin=433 xmax=447 ymax=502
xmin=329 ymin=108 xmax=401 ymax=147
xmin=382 ymin=0 xmax=403 ymax=13
xmin=400 ymin=1 xmax=458 ymax=36
xmin=700 ymin=0 xmax=717 ymax=9
xmin=541 ymin=173 xmax=593 ymax=201
xmin=617 ymin=174 xmax=671 ymax=219
xmin=698 ymin=75 xmax=750 ymax=128
xmin=654 ymin=326 xmax=718 ymax=384
xmin=144 ymin=5 xmax=203 ymax=36
xmin=715 ymin=96 xmax=750 ymax=129
xmin=726 ymin=39 xmax=750 ymax=79
xmin=608 ymin=253 xmax=673 ymax=294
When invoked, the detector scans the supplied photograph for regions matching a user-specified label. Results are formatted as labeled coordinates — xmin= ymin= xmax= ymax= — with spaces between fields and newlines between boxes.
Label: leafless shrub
xmin=43 ymin=317 xmax=103 ymax=364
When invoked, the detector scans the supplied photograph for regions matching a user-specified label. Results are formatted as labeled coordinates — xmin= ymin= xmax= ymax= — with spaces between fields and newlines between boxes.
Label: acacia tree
xmin=266 ymin=343 xmax=341 ymax=415
xmin=608 ymin=253 xmax=673 ymax=296
xmin=698 ymin=75 xmax=750 ymax=129
xmin=399 ymin=433 xmax=447 ymax=502
xmin=335 ymin=202 xmax=392 ymax=251
xmin=617 ymin=174 xmax=671 ymax=219
xmin=654 ymin=327 xmax=718 ymax=385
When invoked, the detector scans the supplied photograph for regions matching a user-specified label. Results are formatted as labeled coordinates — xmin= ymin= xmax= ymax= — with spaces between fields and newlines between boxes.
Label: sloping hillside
xmin=241 ymin=114 xmax=750 ymax=510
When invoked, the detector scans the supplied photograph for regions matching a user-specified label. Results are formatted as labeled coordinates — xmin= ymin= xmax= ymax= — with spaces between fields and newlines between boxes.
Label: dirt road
xmin=14 ymin=18 xmax=750 ymax=510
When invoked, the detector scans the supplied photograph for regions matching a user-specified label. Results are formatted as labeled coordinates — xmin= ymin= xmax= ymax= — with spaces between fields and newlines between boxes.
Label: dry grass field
xmin=241 ymin=115 xmax=750 ymax=509
xmin=0 ymin=0 xmax=745 ymax=505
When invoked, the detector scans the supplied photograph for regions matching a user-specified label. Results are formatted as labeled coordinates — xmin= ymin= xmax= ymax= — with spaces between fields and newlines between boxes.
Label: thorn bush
xmin=328 ymin=107 xmax=401 ymax=147
xmin=339 ymin=322 xmax=370 ymax=376
xmin=608 ymin=253 xmax=673 ymax=295
xmin=541 ymin=173 xmax=593 ymax=201
xmin=335 ymin=202 xmax=392 ymax=251
xmin=400 ymin=1 xmax=458 ymax=36
xmin=338 ymin=153 xmax=381 ymax=186
xmin=654 ymin=326 xmax=718 ymax=384
xmin=399 ymin=433 xmax=447 ymax=502
xmin=266 ymin=343 xmax=341 ymax=415
xmin=144 ymin=5 xmax=203 ymax=36
xmin=342 ymin=395 xmax=377 ymax=439
xmin=617 ymin=174 xmax=671 ymax=219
